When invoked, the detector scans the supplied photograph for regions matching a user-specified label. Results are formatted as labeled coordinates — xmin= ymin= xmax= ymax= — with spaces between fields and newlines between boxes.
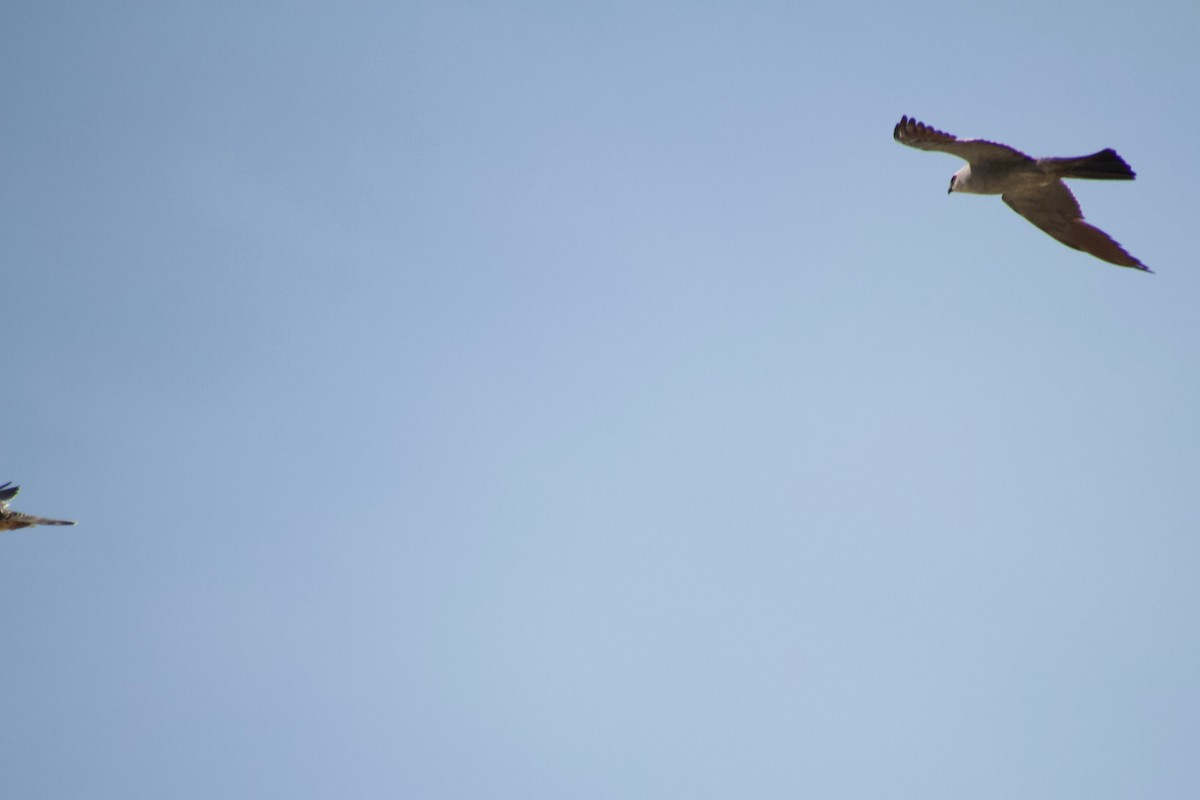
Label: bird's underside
xmin=0 ymin=482 xmax=76 ymax=531
xmin=893 ymin=115 xmax=1149 ymax=271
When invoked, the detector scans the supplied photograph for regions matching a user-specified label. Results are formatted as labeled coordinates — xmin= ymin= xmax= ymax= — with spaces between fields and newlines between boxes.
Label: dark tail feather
xmin=1046 ymin=148 xmax=1136 ymax=180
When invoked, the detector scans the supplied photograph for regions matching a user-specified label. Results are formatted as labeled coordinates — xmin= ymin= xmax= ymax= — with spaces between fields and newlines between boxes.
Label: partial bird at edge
xmin=0 ymin=482 xmax=77 ymax=531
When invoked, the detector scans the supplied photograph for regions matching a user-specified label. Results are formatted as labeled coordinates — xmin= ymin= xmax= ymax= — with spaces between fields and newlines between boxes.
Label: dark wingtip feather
xmin=1069 ymin=219 xmax=1150 ymax=270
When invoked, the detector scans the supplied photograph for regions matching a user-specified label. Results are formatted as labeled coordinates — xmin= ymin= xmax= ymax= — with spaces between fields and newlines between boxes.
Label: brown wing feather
xmin=1002 ymin=182 xmax=1149 ymax=271
xmin=893 ymin=115 xmax=1033 ymax=164
xmin=0 ymin=512 xmax=76 ymax=530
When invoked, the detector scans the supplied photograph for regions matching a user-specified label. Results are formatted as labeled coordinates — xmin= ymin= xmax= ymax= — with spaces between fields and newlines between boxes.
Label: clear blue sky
xmin=3 ymin=1 xmax=1198 ymax=797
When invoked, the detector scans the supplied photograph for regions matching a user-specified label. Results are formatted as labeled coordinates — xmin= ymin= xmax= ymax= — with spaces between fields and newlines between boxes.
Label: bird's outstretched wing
xmin=5 ymin=513 xmax=76 ymax=528
xmin=893 ymin=115 xmax=1032 ymax=165
xmin=0 ymin=482 xmax=77 ymax=530
xmin=1002 ymin=182 xmax=1150 ymax=271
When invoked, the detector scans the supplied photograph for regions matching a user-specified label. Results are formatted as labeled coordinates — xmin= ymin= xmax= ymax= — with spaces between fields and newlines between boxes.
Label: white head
xmin=948 ymin=164 xmax=972 ymax=194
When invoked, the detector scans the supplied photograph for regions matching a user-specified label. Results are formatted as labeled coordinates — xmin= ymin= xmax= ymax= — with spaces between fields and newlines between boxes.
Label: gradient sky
xmin=3 ymin=2 xmax=1199 ymax=797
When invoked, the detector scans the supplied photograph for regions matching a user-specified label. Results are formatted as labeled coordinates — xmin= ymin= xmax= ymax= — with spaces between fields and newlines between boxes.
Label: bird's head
xmin=948 ymin=164 xmax=971 ymax=194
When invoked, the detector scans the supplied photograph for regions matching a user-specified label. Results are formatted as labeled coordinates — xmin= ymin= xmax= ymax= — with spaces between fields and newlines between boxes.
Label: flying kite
xmin=893 ymin=115 xmax=1149 ymax=271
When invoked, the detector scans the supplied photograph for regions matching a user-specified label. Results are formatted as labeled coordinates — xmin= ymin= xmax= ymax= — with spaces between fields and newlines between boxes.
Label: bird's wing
xmin=4 ymin=512 xmax=76 ymax=528
xmin=0 ymin=483 xmax=17 ymax=507
xmin=893 ymin=116 xmax=1032 ymax=165
xmin=1002 ymin=181 xmax=1149 ymax=271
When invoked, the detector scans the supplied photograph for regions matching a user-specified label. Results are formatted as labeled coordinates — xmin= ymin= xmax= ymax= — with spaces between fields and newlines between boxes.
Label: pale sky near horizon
xmin=3 ymin=2 xmax=1199 ymax=797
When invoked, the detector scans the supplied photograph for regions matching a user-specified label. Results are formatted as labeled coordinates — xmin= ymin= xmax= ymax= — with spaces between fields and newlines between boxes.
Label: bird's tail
xmin=1045 ymin=148 xmax=1136 ymax=180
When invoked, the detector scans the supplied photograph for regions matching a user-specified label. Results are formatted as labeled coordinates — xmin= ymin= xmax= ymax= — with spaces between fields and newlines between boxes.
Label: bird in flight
xmin=893 ymin=115 xmax=1149 ymax=272
xmin=0 ymin=482 xmax=77 ymax=531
